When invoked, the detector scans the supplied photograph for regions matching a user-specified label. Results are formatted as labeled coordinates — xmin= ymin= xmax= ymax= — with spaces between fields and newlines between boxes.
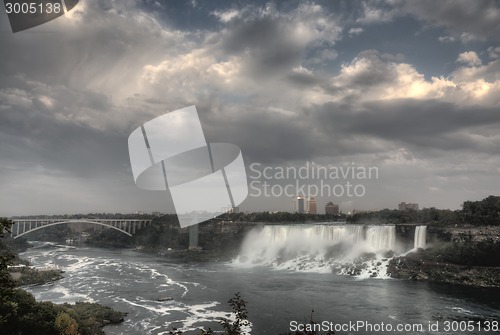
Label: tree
xmin=55 ymin=312 xmax=80 ymax=335
xmin=462 ymin=196 xmax=500 ymax=225
xmin=0 ymin=218 xmax=17 ymax=327
xmin=219 ymin=292 xmax=250 ymax=335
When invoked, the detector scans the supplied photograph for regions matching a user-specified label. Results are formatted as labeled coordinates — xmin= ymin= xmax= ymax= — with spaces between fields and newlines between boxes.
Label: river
xmin=21 ymin=238 xmax=500 ymax=335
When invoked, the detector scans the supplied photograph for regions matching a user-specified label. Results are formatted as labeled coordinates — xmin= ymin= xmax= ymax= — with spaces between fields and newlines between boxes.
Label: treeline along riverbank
xmin=1 ymin=218 xmax=126 ymax=335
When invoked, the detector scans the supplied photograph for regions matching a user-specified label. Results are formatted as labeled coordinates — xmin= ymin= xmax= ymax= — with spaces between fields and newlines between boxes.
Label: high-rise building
xmin=297 ymin=196 xmax=305 ymax=213
xmin=325 ymin=201 xmax=339 ymax=215
xmin=308 ymin=197 xmax=317 ymax=214
xmin=398 ymin=202 xmax=419 ymax=211
xmin=221 ymin=206 xmax=239 ymax=213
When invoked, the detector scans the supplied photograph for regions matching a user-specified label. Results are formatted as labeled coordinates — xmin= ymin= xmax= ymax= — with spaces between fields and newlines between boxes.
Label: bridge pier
xmin=189 ymin=224 xmax=199 ymax=250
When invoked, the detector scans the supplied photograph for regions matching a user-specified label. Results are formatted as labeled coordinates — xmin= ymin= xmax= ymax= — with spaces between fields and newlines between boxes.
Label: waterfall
xmin=234 ymin=224 xmax=398 ymax=273
xmin=237 ymin=225 xmax=364 ymax=264
xmin=414 ymin=226 xmax=427 ymax=249
xmin=366 ymin=225 xmax=396 ymax=251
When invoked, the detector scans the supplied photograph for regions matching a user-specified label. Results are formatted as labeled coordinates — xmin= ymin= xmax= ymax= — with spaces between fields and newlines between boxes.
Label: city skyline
xmin=1 ymin=1 xmax=500 ymax=216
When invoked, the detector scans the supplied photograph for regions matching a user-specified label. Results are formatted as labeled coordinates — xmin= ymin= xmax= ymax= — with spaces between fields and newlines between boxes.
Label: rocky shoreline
xmin=9 ymin=265 xmax=64 ymax=286
xmin=387 ymin=248 xmax=500 ymax=288
xmin=136 ymin=246 xmax=239 ymax=263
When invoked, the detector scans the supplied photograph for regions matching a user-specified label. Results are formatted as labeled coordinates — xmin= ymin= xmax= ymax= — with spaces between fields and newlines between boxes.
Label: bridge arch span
xmin=13 ymin=220 xmax=134 ymax=239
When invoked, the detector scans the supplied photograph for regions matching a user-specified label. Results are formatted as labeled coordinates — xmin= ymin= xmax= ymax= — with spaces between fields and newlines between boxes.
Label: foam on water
xmin=33 ymin=285 xmax=95 ymax=304
xmin=143 ymin=267 xmax=191 ymax=297
xmin=117 ymin=295 xmax=252 ymax=334
xmin=353 ymin=257 xmax=392 ymax=280
xmin=233 ymin=224 xmax=423 ymax=279
xmin=22 ymin=244 xmax=251 ymax=334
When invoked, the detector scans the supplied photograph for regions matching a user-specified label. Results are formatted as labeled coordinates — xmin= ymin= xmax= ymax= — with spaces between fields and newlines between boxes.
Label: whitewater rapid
xmin=22 ymin=243 xmax=251 ymax=334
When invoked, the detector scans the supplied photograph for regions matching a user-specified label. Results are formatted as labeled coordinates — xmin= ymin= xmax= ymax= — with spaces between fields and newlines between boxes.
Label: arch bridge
xmin=9 ymin=218 xmax=152 ymax=239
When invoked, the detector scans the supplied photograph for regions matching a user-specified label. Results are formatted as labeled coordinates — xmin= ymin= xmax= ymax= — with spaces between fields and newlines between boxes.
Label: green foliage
xmin=218 ymin=292 xmax=250 ymax=335
xmin=425 ymin=239 xmax=500 ymax=267
xmin=1 ymin=289 xmax=59 ymax=335
xmin=1 ymin=217 xmax=13 ymax=239
xmin=0 ymin=289 xmax=126 ymax=335
xmin=348 ymin=195 xmax=500 ymax=226
xmin=218 ymin=211 xmax=346 ymax=223
xmin=2 ymin=235 xmax=30 ymax=253
xmin=15 ymin=267 xmax=64 ymax=286
xmin=1 ymin=218 xmax=16 ymax=309
xmin=133 ymin=215 xmax=188 ymax=250
xmin=59 ymin=302 xmax=125 ymax=335
xmin=348 ymin=207 xmax=461 ymax=225
xmin=1 ymin=217 xmax=125 ymax=335
xmin=23 ymin=223 xmax=73 ymax=241
xmin=461 ymin=195 xmax=500 ymax=225
xmin=55 ymin=312 xmax=80 ymax=335
xmin=85 ymin=228 xmax=133 ymax=248
xmin=0 ymin=288 xmax=125 ymax=335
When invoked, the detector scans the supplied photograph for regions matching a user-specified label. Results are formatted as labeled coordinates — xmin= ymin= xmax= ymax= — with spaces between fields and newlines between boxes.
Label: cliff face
xmin=133 ymin=217 xmax=263 ymax=260
xmin=196 ymin=221 xmax=263 ymax=251
xmin=388 ymin=225 xmax=500 ymax=288
xmin=432 ymin=225 xmax=500 ymax=243
xmin=388 ymin=249 xmax=500 ymax=288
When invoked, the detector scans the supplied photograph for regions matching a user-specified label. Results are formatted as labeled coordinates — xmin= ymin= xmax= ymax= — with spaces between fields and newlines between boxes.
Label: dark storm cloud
xmin=195 ymin=101 xmax=386 ymax=164
xmin=357 ymin=0 xmax=500 ymax=43
xmin=0 ymin=87 xmax=130 ymax=178
xmin=400 ymin=0 xmax=500 ymax=41
xmin=287 ymin=71 xmax=322 ymax=87
xmin=195 ymin=95 xmax=500 ymax=166
xmin=219 ymin=14 xmax=306 ymax=74
xmin=213 ymin=3 xmax=342 ymax=76
xmin=0 ymin=0 xmax=190 ymax=94
xmin=314 ymin=99 xmax=500 ymax=154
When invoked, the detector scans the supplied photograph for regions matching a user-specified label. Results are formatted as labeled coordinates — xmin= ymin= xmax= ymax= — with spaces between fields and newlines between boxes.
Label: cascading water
xmin=233 ymin=224 xmax=399 ymax=276
xmin=366 ymin=225 xmax=396 ymax=251
xmin=236 ymin=225 xmax=364 ymax=264
xmin=414 ymin=225 xmax=427 ymax=249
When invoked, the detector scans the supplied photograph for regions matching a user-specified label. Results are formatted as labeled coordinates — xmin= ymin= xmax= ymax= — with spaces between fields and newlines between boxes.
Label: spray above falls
xmin=234 ymin=224 xmax=426 ymax=276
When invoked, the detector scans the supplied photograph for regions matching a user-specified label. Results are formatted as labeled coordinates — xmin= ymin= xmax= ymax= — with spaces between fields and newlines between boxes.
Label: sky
xmin=1 ymin=0 xmax=500 ymax=216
